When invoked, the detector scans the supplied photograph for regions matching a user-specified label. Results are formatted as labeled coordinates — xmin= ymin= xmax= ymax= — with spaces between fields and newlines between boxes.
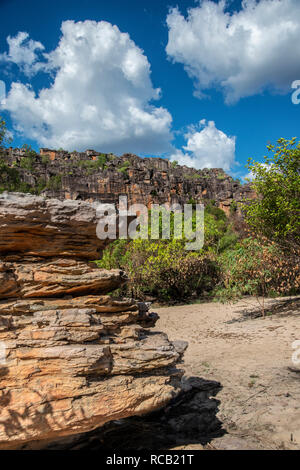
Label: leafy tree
xmin=244 ymin=138 xmax=300 ymax=248
xmin=0 ymin=116 xmax=12 ymax=148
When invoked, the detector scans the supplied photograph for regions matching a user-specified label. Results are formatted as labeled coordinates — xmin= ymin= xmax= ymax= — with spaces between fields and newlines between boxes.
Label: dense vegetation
xmin=0 ymin=125 xmax=113 ymax=193
xmin=0 ymin=117 xmax=299 ymax=306
xmin=96 ymin=203 xmax=234 ymax=301
xmin=244 ymin=138 xmax=300 ymax=249
xmin=97 ymin=138 xmax=300 ymax=305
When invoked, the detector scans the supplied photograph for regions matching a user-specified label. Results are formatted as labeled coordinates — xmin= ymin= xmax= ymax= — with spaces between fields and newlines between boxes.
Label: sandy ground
xmin=155 ymin=297 xmax=300 ymax=450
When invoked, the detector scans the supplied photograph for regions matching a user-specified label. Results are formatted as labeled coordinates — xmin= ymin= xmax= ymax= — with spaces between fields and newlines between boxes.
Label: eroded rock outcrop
xmin=0 ymin=193 xmax=185 ymax=449
xmin=0 ymin=147 xmax=255 ymax=215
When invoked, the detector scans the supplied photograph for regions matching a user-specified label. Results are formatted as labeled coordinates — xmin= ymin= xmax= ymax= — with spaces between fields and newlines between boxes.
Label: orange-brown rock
xmin=0 ymin=193 xmax=111 ymax=260
xmin=0 ymin=148 xmax=256 ymax=217
xmin=0 ymin=194 xmax=186 ymax=449
xmin=0 ymin=259 xmax=126 ymax=299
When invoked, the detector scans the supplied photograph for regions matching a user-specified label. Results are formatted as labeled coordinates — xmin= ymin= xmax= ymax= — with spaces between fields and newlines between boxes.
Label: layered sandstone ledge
xmin=0 ymin=147 xmax=255 ymax=216
xmin=0 ymin=193 xmax=186 ymax=449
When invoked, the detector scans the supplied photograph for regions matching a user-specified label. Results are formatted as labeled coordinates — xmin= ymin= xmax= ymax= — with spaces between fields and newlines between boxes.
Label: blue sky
xmin=0 ymin=0 xmax=300 ymax=179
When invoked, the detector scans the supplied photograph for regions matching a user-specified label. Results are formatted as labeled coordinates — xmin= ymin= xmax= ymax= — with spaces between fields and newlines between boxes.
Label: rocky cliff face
xmin=0 ymin=148 xmax=255 ymax=216
xmin=0 ymin=193 xmax=185 ymax=449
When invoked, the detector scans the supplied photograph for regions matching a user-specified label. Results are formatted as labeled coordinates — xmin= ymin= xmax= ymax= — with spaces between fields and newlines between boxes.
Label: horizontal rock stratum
xmin=0 ymin=193 xmax=186 ymax=449
xmin=0 ymin=147 xmax=255 ymax=217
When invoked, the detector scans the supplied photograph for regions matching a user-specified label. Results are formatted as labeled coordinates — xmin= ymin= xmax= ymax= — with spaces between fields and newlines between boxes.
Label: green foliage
xmin=213 ymin=238 xmax=300 ymax=309
xmin=203 ymin=202 xmax=238 ymax=254
xmin=244 ymin=138 xmax=300 ymax=248
xmin=0 ymin=117 xmax=12 ymax=148
xmin=97 ymin=239 xmax=217 ymax=301
xmin=230 ymin=200 xmax=238 ymax=215
xmin=0 ymin=159 xmax=22 ymax=192
xmin=187 ymin=196 xmax=196 ymax=206
xmin=185 ymin=173 xmax=202 ymax=180
xmin=35 ymin=177 xmax=47 ymax=194
xmin=78 ymin=154 xmax=108 ymax=172
xmin=41 ymin=154 xmax=50 ymax=165
xmin=47 ymin=174 xmax=62 ymax=190
xmin=96 ymin=201 xmax=239 ymax=301
xmin=205 ymin=202 xmax=227 ymax=222
xmin=0 ymin=159 xmax=45 ymax=194
xmin=171 ymin=160 xmax=178 ymax=168
xmin=0 ymin=118 xmax=6 ymax=148
xmin=118 ymin=167 xmax=129 ymax=177
xmin=20 ymin=156 xmax=34 ymax=171
xmin=78 ymin=160 xmax=94 ymax=169
xmin=118 ymin=160 xmax=130 ymax=178
xmin=97 ymin=153 xmax=108 ymax=169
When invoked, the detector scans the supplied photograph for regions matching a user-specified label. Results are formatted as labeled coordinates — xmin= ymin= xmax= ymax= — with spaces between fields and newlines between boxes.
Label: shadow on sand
xmin=228 ymin=296 xmax=300 ymax=323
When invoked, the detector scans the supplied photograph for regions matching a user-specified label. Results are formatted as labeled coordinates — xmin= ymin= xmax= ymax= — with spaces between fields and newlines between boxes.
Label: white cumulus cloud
xmin=170 ymin=120 xmax=236 ymax=171
xmin=0 ymin=31 xmax=44 ymax=76
xmin=1 ymin=20 xmax=173 ymax=154
xmin=166 ymin=0 xmax=300 ymax=103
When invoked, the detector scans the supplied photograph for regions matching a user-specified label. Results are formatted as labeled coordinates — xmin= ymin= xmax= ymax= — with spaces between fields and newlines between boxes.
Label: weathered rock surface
xmin=0 ymin=259 xmax=126 ymax=298
xmin=0 ymin=148 xmax=255 ymax=216
xmin=0 ymin=192 xmax=111 ymax=260
xmin=20 ymin=376 xmax=224 ymax=450
xmin=0 ymin=194 xmax=185 ymax=449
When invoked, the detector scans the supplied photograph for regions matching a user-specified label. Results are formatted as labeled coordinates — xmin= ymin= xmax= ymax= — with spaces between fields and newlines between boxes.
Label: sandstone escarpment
xmin=0 ymin=193 xmax=185 ymax=449
xmin=0 ymin=147 xmax=255 ymax=215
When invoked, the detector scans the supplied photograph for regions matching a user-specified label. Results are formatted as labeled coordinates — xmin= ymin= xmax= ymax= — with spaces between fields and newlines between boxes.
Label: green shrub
xmin=118 ymin=160 xmax=130 ymax=178
xmin=97 ymin=239 xmax=218 ymax=300
xmin=36 ymin=177 xmax=47 ymax=194
xmin=230 ymin=200 xmax=238 ymax=215
xmin=0 ymin=159 xmax=44 ymax=194
xmin=213 ymin=238 xmax=300 ymax=311
xmin=41 ymin=155 xmax=50 ymax=165
xmin=98 ymin=153 xmax=108 ymax=169
xmin=185 ymin=173 xmax=202 ymax=180
xmin=78 ymin=155 xmax=108 ymax=172
xmin=47 ymin=175 xmax=62 ymax=190
xmin=96 ymin=202 xmax=238 ymax=301
xmin=0 ymin=159 xmax=22 ymax=192
xmin=20 ymin=156 xmax=34 ymax=171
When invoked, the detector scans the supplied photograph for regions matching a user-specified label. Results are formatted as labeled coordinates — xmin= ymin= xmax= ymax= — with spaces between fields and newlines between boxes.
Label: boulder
xmin=0 ymin=194 xmax=185 ymax=449
xmin=0 ymin=192 xmax=110 ymax=260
